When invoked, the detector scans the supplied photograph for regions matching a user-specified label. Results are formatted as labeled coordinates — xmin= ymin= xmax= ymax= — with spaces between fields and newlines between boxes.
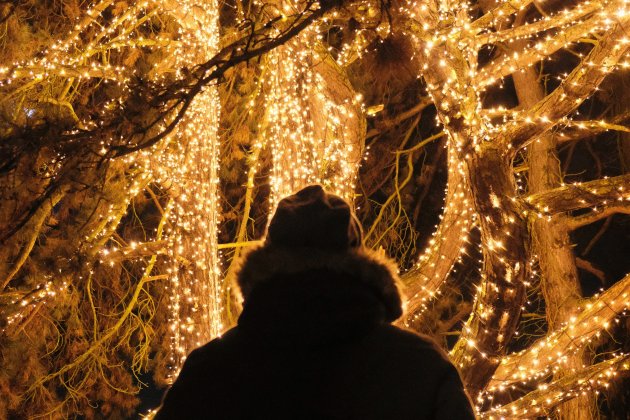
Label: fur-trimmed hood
xmin=236 ymin=244 xmax=405 ymax=322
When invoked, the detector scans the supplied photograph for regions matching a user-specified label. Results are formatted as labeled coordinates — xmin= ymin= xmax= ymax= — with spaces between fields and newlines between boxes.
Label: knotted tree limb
xmin=489 ymin=272 xmax=630 ymax=389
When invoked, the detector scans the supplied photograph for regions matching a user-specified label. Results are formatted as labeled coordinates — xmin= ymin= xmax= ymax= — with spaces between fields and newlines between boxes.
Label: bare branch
xmin=0 ymin=185 xmax=70 ymax=290
xmin=568 ymin=205 xmax=630 ymax=229
xmin=366 ymin=98 xmax=433 ymax=139
xmin=556 ymin=112 xmax=630 ymax=143
xmin=575 ymin=257 xmax=606 ymax=283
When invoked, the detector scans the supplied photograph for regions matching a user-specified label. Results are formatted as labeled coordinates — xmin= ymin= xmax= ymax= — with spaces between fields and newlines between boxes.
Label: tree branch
xmin=366 ymin=98 xmax=433 ymax=139
xmin=473 ymin=1 xmax=601 ymax=48
xmin=525 ymin=173 xmax=630 ymax=215
xmin=99 ymin=240 xmax=168 ymax=263
xmin=402 ymin=151 xmax=474 ymax=320
xmin=0 ymin=185 xmax=70 ymax=290
xmin=470 ymin=0 xmax=535 ymax=32
xmin=556 ymin=112 xmax=630 ymax=143
xmin=477 ymin=12 xmax=607 ymax=87
xmin=568 ymin=205 xmax=630 ymax=230
xmin=483 ymin=353 xmax=630 ymax=419
xmin=489 ymin=272 xmax=630 ymax=389
xmin=575 ymin=257 xmax=606 ymax=283
xmin=497 ymin=9 xmax=630 ymax=151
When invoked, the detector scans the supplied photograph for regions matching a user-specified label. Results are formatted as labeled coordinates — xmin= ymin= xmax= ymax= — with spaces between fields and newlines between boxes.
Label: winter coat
xmin=155 ymin=246 xmax=475 ymax=420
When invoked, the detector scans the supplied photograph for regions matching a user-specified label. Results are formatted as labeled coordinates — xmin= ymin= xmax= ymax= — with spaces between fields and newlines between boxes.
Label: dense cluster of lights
xmin=0 ymin=0 xmax=154 ymax=92
xmin=150 ymin=0 xmax=223 ymax=381
xmin=489 ymin=277 xmax=630 ymax=388
xmin=261 ymin=20 xmax=364 ymax=208
xmin=1 ymin=0 xmax=223 ymax=382
xmin=483 ymin=352 xmax=629 ymax=418
xmin=474 ymin=0 xmax=630 ymax=89
xmin=397 ymin=0 xmax=630 ymax=414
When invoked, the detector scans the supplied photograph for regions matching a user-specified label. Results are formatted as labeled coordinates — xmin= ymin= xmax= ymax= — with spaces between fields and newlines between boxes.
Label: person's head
xmin=265 ymin=184 xmax=363 ymax=250
xmin=235 ymin=184 xmax=404 ymax=321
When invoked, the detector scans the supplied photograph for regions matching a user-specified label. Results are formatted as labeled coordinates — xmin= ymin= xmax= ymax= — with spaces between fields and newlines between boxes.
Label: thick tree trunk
xmin=404 ymin=10 xmax=530 ymax=396
xmin=451 ymin=145 xmax=529 ymax=396
xmin=513 ymin=63 xmax=594 ymax=420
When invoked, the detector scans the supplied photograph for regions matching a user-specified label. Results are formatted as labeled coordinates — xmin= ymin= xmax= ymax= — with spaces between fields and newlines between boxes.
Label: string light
xmin=261 ymin=15 xmax=364 ymax=209
xmin=150 ymin=0 xmax=223 ymax=381
xmin=398 ymin=0 xmax=630 ymax=413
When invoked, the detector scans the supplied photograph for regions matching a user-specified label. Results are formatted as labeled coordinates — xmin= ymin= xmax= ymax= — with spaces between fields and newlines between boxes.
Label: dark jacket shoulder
xmin=155 ymin=269 xmax=475 ymax=420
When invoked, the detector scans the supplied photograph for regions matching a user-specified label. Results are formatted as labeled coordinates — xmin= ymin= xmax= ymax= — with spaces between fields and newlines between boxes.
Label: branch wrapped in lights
xmin=490 ymin=272 xmax=630 ymax=389
xmin=261 ymin=3 xmax=364 ymax=208
xmin=483 ymin=353 xmax=630 ymax=419
xmin=526 ymin=173 xmax=630 ymax=216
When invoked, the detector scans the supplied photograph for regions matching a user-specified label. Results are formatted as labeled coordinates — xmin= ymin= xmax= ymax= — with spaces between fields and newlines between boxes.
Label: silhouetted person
xmin=155 ymin=184 xmax=475 ymax=419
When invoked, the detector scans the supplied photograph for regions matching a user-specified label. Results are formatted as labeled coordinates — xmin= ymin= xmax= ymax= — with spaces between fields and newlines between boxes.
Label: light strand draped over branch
xmin=497 ymin=9 xmax=630 ymax=152
xmin=525 ymin=173 xmax=630 ymax=215
xmin=490 ymin=272 xmax=630 ymax=389
xmin=483 ymin=353 xmax=630 ymax=419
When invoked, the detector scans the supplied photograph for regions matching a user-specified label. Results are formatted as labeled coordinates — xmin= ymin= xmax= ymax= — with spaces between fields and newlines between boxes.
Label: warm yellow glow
xmin=151 ymin=0 xmax=223 ymax=381
xmin=261 ymin=16 xmax=363 ymax=209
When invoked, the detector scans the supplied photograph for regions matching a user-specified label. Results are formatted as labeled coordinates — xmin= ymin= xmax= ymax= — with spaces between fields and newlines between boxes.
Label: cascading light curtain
xmin=155 ymin=0 xmax=223 ymax=381
xmin=261 ymin=8 xmax=365 ymax=210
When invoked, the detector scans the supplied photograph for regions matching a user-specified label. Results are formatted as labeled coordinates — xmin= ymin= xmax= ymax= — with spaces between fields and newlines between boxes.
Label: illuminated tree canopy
xmin=0 ymin=0 xmax=629 ymax=418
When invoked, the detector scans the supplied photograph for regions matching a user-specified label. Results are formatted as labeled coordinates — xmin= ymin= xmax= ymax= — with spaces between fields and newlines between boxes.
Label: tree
xmin=1 ymin=0 xmax=629 ymax=418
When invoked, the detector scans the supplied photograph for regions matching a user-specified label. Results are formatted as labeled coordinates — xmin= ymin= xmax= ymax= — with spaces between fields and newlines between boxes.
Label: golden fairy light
xmin=151 ymin=0 xmax=223 ymax=381
xmin=260 ymin=8 xmax=364 ymax=209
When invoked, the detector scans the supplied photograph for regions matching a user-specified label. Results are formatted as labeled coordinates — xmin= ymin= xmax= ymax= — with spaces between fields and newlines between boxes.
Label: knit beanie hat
xmin=236 ymin=184 xmax=404 ymax=321
xmin=266 ymin=184 xmax=363 ymax=250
